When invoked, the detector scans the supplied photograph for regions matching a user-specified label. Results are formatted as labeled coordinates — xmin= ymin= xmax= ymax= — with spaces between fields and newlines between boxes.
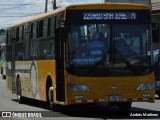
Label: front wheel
xmin=48 ymin=86 xmax=54 ymax=110
xmin=2 ymin=75 xmax=6 ymax=79
xmin=158 ymin=92 xmax=160 ymax=98
xmin=47 ymin=86 xmax=61 ymax=111
xmin=118 ymin=102 xmax=132 ymax=111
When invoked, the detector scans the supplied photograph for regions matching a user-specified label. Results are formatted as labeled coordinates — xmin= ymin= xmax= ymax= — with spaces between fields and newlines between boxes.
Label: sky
xmin=0 ymin=0 xmax=104 ymax=29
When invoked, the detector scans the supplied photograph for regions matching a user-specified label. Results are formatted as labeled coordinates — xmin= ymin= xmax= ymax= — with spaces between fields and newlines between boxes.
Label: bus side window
xmin=47 ymin=43 xmax=55 ymax=59
xmin=6 ymin=31 xmax=9 ymax=44
xmin=50 ymin=16 xmax=56 ymax=36
xmin=30 ymin=41 xmax=37 ymax=60
xmin=32 ymin=22 xmax=37 ymax=39
xmin=37 ymin=38 xmax=46 ymax=59
xmin=38 ymin=20 xmax=44 ymax=38
xmin=17 ymin=51 xmax=24 ymax=60
xmin=16 ymin=27 xmax=19 ymax=42
xmin=16 ymin=43 xmax=25 ymax=61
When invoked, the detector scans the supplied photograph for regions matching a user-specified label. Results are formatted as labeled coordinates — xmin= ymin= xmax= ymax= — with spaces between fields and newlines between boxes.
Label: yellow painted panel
xmin=36 ymin=60 xmax=56 ymax=101
xmin=7 ymin=60 xmax=56 ymax=102
xmin=21 ymin=77 xmax=33 ymax=98
xmin=66 ymin=72 xmax=155 ymax=105
xmin=6 ymin=76 xmax=12 ymax=92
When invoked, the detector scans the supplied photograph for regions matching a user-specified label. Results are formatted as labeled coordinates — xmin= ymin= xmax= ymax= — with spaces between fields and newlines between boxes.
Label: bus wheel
xmin=118 ymin=102 xmax=132 ymax=111
xmin=158 ymin=93 xmax=160 ymax=98
xmin=1 ymin=67 xmax=3 ymax=74
xmin=17 ymin=77 xmax=24 ymax=104
xmin=2 ymin=75 xmax=6 ymax=79
xmin=47 ymin=85 xmax=61 ymax=111
xmin=48 ymin=86 xmax=54 ymax=110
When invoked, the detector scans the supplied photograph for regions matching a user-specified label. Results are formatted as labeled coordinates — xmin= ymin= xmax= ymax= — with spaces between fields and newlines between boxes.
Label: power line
xmin=0 ymin=0 xmax=43 ymax=12
xmin=0 ymin=12 xmax=42 ymax=15
xmin=0 ymin=15 xmax=37 ymax=17
xmin=0 ymin=0 xmax=83 ymax=28
xmin=0 ymin=18 xmax=24 ymax=24
xmin=0 ymin=0 xmax=53 ymax=28
xmin=0 ymin=13 xmax=41 ymax=25
xmin=0 ymin=14 xmax=38 ymax=28
xmin=0 ymin=14 xmax=41 ymax=17
xmin=0 ymin=3 xmax=45 ymax=6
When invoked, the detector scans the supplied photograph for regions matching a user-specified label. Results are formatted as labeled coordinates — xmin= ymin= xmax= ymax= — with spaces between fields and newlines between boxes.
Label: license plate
xmin=109 ymin=96 xmax=119 ymax=101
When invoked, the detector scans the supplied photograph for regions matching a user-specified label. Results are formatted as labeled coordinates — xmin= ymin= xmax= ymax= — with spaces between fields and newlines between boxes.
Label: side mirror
xmin=55 ymin=26 xmax=68 ymax=42
xmin=152 ymin=23 xmax=159 ymax=43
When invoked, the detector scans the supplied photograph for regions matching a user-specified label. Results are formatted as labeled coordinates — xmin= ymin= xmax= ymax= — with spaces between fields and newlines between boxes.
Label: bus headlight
xmin=136 ymin=83 xmax=154 ymax=90
xmin=68 ymin=84 xmax=90 ymax=92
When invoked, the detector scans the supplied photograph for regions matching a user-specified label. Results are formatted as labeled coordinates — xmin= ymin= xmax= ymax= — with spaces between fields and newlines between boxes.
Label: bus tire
xmin=1 ymin=67 xmax=3 ymax=74
xmin=158 ymin=93 xmax=160 ymax=98
xmin=118 ymin=102 xmax=132 ymax=111
xmin=48 ymin=85 xmax=54 ymax=110
xmin=2 ymin=75 xmax=6 ymax=79
xmin=17 ymin=77 xmax=24 ymax=104
xmin=47 ymin=85 xmax=61 ymax=111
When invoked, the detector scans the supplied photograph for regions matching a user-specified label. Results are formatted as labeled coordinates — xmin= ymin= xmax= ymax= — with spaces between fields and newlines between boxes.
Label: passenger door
xmin=55 ymin=27 xmax=65 ymax=102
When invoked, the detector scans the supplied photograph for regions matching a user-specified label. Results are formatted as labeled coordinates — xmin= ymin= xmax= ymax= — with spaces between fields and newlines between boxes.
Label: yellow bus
xmin=6 ymin=3 xmax=155 ymax=111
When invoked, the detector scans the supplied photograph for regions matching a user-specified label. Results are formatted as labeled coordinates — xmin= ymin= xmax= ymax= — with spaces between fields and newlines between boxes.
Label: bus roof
xmin=66 ymin=2 xmax=150 ymax=10
xmin=9 ymin=2 xmax=150 ymax=29
xmin=9 ymin=7 xmax=66 ymax=28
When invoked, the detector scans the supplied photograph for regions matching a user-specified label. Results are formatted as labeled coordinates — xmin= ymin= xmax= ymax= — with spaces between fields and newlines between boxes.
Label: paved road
xmin=0 ymin=77 xmax=160 ymax=120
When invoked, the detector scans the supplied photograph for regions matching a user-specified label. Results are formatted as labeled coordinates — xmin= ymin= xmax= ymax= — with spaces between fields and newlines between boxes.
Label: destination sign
xmin=66 ymin=10 xmax=150 ymax=24
xmin=83 ymin=12 xmax=136 ymax=20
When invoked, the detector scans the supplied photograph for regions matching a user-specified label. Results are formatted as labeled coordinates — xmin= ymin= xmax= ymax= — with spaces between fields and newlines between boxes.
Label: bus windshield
xmin=66 ymin=24 xmax=152 ymax=76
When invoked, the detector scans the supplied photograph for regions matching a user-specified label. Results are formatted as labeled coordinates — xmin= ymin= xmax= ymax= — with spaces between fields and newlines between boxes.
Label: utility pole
xmin=53 ymin=0 xmax=56 ymax=10
xmin=45 ymin=0 xmax=48 ymax=13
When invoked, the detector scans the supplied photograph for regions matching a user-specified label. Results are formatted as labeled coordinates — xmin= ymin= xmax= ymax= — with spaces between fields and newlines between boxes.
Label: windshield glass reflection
xmin=66 ymin=24 xmax=152 ymax=76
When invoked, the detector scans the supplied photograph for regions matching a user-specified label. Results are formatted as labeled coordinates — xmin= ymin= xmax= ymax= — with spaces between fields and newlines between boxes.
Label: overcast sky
xmin=0 ymin=0 xmax=103 ymax=28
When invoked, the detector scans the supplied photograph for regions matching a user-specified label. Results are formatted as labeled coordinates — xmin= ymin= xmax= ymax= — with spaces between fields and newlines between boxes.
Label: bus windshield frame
xmin=65 ymin=10 xmax=153 ymax=77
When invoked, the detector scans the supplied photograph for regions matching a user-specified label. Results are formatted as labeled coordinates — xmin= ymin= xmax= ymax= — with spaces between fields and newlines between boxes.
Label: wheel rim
xmin=17 ymin=78 xmax=21 ymax=102
xmin=48 ymin=86 xmax=53 ymax=108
